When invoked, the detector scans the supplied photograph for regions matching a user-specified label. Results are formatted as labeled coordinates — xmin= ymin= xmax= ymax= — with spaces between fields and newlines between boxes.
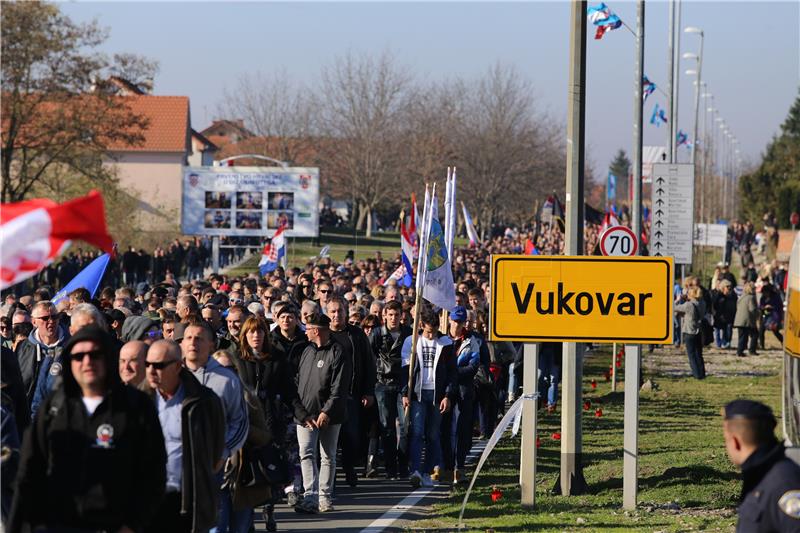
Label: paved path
xmin=254 ymin=441 xmax=488 ymax=532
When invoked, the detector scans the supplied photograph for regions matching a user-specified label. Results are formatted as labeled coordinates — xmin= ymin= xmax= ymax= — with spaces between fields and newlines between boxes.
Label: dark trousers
xmin=340 ymin=396 xmax=362 ymax=474
xmin=683 ymin=333 xmax=706 ymax=379
xmin=442 ymin=385 xmax=474 ymax=471
xmin=146 ymin=491 xmax=191 ymax=533
xmin=375 ymin=382 xmax=406 ymax=477
xmin=736 ymin=327 xmax=758 ymax=355
xmin=476 ymin=385 xmax=497 ymax=437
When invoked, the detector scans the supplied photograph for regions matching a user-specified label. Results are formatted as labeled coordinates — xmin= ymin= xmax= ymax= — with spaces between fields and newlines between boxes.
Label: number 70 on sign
xmin=600 ymin=226 xmax=638 ymax=257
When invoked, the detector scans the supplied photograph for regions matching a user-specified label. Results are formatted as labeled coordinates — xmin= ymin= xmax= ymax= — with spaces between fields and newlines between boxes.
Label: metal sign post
xmin=211 ymin=235 xmax=220 ymax=273
xmin=624 ymin=0 xmax=645 ymax=511
xmin=560 ymin=0 xmax=588 ymax=496
xmin=520 ymin=343 xmax=539 ymax=507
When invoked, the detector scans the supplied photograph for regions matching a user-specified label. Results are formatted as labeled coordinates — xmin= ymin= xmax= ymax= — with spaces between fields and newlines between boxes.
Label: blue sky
xmin=62 ymin=1 xmax=799 ymax=174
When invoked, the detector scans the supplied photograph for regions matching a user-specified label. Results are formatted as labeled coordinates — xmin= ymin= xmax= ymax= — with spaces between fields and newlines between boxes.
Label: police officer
xmin=722 ymin=399 xmax=800 ymax=532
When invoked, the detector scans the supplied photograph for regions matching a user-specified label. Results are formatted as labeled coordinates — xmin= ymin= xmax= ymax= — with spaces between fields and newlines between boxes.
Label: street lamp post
xmin=684 ymin=26 xmax=704 ymax=168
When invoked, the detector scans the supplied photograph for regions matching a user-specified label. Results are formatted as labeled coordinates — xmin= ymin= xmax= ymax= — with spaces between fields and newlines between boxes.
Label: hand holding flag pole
xmin=405 ymin=183 xmax=434 ymax=420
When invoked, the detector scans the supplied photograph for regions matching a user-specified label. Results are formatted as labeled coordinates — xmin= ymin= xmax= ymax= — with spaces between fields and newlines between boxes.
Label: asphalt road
xmin=254 ymin=441 xmax=487 ymax=532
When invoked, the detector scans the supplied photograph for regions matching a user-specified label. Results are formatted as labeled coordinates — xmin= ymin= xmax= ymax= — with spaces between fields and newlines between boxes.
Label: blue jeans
xmin=409 ymin=388 xmax=442 ymax=475
xmin=215 ymin=487 xmax=254 ymax=533
xmin=538 ymin=352 xmax=561 ymax=407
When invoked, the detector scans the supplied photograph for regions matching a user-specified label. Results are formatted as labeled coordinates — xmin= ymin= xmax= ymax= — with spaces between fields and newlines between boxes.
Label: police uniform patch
xmin=317 ymin=360 xmax=324 ymax=369
xmin=779 ymin=490 xmax=800 ymax=518
xmin=95 ymin=424 xmax=114 ymax=449
xmin=49 ymin=362 xmax=62 ymax=376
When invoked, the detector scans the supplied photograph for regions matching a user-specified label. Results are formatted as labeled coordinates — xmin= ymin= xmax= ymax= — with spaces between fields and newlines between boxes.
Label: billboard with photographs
xmin=181 ymin=166 xmax=320 ymax=237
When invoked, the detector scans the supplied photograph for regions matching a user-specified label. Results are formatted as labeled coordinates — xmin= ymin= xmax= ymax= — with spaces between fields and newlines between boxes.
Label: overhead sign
xmin=650 ymin=163 xmax=694 ymax=264
xmin=693 ymin=223 xmax=727 ymax=248
xmin=600 ymin=226 xmax=638 ymax=256
xmin=181 ymin=166 xmax=320 ymax=237
xmin=490 ymin=255 xmax=673 ymax=343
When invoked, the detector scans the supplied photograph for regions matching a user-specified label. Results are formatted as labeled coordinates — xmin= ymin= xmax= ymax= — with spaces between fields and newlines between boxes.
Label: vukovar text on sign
xmin=490 ymin=256 xmax=674 ymax=343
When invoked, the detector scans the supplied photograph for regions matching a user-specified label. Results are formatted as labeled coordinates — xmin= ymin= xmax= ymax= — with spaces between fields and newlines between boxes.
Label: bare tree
xmin=217 ymin=69 xmax=315 ymax=166
xmin=313 ymin=51 xmax=411 ymax=236
xmin=445 ymin=64 xmax=564 ymax=231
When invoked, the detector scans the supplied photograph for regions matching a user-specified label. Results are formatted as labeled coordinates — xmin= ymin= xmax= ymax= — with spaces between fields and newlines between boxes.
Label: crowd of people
xmin=0 ymin=237 xmax=524 ymax=533
xmin=0 ymin=209 xmax=792 ymax=532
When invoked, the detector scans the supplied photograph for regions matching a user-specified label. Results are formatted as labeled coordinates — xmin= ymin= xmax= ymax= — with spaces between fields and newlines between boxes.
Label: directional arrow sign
xmin=650 ymin=163 xmax=695 ymax=264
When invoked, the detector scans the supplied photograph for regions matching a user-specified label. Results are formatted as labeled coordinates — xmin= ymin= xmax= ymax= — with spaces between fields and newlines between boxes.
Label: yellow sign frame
xmin=490 ymin=255 xmax=674 ymax=343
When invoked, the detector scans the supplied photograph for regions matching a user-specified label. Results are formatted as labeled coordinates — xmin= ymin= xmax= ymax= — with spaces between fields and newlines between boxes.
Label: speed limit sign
xmin=600 ymin=226 xmax=638 ymax=256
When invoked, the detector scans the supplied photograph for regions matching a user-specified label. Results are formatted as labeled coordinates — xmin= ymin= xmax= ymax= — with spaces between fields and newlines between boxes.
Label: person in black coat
xmin=326 ymin=297 xmax=376 ymax=487
xmin=10 ymin=326 xmax=166 ymax=532
xmin=236 ymin=316 xmax=306 ymax=530
xmin=722 ymin=399 xmax=800 ymax=532
xmin=371 ymin=300 xmax=412 ymax=479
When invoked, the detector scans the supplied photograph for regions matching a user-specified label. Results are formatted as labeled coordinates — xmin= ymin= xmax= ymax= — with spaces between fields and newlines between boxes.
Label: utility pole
xmin=624 ymin=0 xmax=645 ymax=511
xmin=557 ymin=0 xmax=588 ymax=497
xmin=666 ymin=0 xmax=675 ymax=162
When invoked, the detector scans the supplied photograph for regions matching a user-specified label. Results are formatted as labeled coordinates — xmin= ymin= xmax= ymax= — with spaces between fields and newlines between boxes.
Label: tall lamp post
xmin=683 ymin=26 xmax=704 ymax=166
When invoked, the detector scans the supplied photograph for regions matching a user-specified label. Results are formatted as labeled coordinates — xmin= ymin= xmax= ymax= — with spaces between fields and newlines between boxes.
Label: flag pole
xmin=441 ymin=168 xmax=455 ymax=333
xmin=406 ymin=183 xmax=430 ymax=418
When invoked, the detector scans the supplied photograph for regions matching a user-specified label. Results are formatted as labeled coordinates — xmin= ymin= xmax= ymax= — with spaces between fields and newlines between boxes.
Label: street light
xmin=683 ymin=26 xmax=704 ymax=173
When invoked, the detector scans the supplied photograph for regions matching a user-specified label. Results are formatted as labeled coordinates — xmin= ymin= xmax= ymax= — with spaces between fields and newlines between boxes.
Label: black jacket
xmin=332 ymin=324 xmax=376 ymax=399
xmin=295 ymin=339 xmax=352 ymax=425
xmin=737 ymin=441 xmax=800 ymax=533
xmin=10 ymin=383 xmax=166 ymax=532
xmin=372 ymin=325 xmax=412 ymax=387
xmin=268 ymin=327 xmax=308 ymax=376
xmin=234 ymin=351 xmax=305 ymax=444
xmin=143 ymin=369 xmax=226 ymax=533
xmin=711 ymin=289 xmax=738 ymax=327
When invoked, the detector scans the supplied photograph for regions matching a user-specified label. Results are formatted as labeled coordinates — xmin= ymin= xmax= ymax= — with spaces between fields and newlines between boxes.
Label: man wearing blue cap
xmin=440 ymin=305 xmax=483 ymax=485
xmin=722 ymin=399 xmax=800 ymax=532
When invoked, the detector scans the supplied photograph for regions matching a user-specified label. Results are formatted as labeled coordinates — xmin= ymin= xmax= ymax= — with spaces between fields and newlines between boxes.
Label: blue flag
xmin=607 ymin=172 xmax=617 ymax=204
xmin=52 ymin=253 xmax=111 ymax=305
xmin=650 ymin=103 xmax=668 ymax=127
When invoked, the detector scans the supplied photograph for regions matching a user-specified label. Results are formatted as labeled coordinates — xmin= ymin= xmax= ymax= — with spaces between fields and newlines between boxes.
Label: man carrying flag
xmin=259 ymin=223 xmax=287 ymax=276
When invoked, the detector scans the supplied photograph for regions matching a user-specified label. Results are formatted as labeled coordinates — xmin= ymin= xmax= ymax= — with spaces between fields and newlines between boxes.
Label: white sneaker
xmin=319 ymin=499 xmax=335 ymax=512
xmin=421 ymin=473 xmax=434 ymax=488
xmin=409 ymin=471 xmax=422 ymax=488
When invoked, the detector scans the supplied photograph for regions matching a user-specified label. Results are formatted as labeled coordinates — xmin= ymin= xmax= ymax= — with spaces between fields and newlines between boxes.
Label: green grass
xmin=224 ymin=227 xmax=469 ymax=277
xmin=411 ymin=345 xmax=784 ymax=532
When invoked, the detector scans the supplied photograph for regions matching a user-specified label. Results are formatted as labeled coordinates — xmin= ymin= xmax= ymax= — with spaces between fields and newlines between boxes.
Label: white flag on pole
xmin=422 ymin=194 xmax=456 ymax=311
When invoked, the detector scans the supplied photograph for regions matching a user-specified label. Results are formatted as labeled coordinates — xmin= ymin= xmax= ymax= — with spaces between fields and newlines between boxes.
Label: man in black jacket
xmin=10 ymin=326 xmax=167 ymax=533
xmin=371 ymin=300 xmax=412 ymax=479
xmin=294 ymin=313 xmax=351 ymax=514
xmin=144 ymin=340 xmax=226 ymax=533
xmin=327 ymin=297 xmax=376 ymax=487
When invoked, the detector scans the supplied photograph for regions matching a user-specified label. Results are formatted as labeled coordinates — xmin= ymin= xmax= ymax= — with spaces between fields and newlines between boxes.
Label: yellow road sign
xmin=490 ymin=255 xmax=674 ymax=343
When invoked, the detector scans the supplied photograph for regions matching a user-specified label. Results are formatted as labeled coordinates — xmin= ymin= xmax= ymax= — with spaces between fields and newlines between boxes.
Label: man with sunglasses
xmin=143 ymin=339 xmax=225 ymax=532
xmin=315 ymin=281 xmax=334 ymax=315
xmin=15 ymin=301 xmax=69 ymax=405
xmin=10 ymin=326 xmax=167 ymax=533
xmin=30 ymin=303 xmax=107 ymax=419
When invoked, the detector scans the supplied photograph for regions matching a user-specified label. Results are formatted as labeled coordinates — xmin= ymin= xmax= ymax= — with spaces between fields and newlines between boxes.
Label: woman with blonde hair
xmin=675 ymin=285 xmax=707 ymax=379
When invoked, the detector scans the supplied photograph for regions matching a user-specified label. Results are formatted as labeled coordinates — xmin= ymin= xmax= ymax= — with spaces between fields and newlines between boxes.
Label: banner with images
xmin=181 ymin=166 xmax=320 ymax=237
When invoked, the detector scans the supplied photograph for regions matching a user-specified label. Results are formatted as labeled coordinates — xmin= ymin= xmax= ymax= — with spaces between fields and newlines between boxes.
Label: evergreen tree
xmin=608 ymin=149 xmax=631 ymax=204
xmin=739 ymin=90 xmax=800 ymax=227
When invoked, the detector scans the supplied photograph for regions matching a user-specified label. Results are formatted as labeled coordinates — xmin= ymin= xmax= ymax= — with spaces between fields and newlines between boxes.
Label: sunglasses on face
xmin=318 ymin=289 xmax=331 ymax=294
xmin=34 ymin=314 xmax=57 ymax=322
xmin=145 ymin=359 xmax=179 ymax=370
xmin=69 ymin=350 xmax=104 ymax=362
xmin=145 ymin=330 xmax=162 ymax=339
